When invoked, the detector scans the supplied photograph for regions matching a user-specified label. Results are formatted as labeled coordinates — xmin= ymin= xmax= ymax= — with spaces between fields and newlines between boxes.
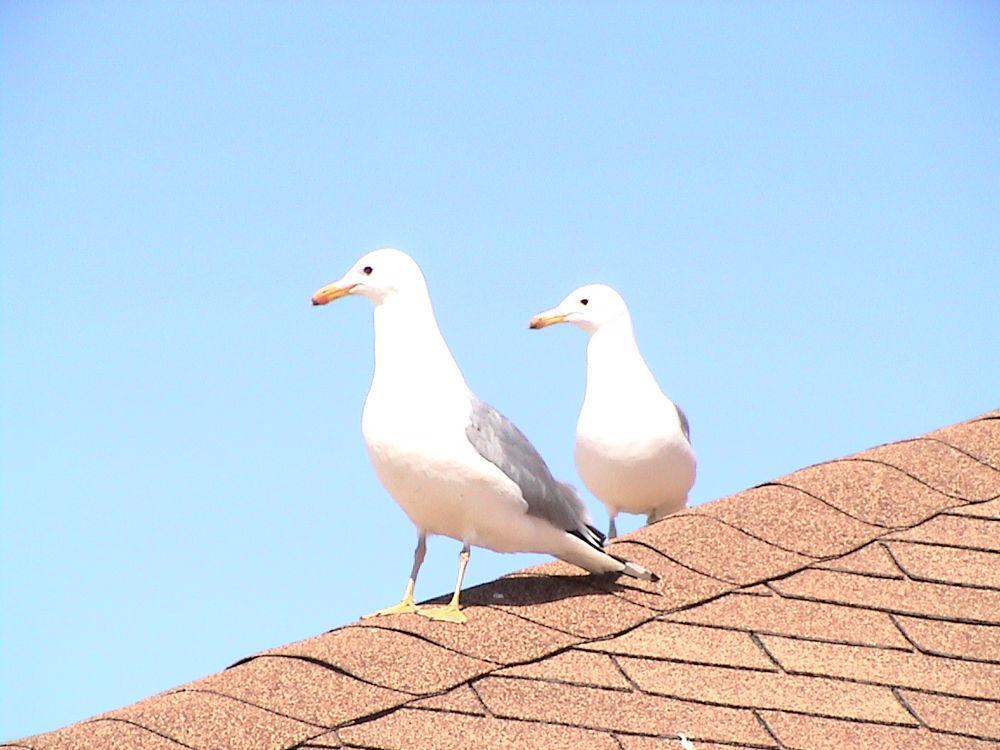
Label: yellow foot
xmin=417 ymin=603 xmax=468 ymax=624
xmin=363 ymin=599 xmax=418 ymax=618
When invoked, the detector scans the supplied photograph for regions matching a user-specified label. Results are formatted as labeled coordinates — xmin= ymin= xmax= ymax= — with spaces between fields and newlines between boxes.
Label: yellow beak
xmin=529 ymin=311 xmax=568 ymax=329
xmin=311 ymin=282 xmax=357 ymax=306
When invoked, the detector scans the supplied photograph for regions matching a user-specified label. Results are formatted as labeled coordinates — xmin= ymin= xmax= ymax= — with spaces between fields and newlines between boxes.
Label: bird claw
xmin=417 ymin=604 xmax=468 ymax=624
xmin=363 ymin=599 xmax=418 ymax=618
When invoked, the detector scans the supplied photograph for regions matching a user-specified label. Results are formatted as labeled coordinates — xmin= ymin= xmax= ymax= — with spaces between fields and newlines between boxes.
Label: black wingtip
xmin=585 ymin=523 xmax=607 ymax=546
xmin=568 ymin=526 xmax=605 ymax=552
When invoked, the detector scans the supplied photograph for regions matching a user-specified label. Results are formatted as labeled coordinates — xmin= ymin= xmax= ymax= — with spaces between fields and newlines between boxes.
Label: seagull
xmin=530 ymin=284 xmax=696 ymax=539
xmin=311 ymin=250 xmax=657 ymax=624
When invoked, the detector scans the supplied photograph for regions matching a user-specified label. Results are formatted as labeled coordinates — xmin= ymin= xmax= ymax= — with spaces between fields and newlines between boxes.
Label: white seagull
xmin=312 ymin=250 xmax=657 ymax=624
xmin=530 ymin=284 xmax=696 ymax=539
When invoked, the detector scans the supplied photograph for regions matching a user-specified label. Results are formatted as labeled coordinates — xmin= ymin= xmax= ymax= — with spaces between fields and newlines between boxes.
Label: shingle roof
xmin=6 ymin=412 xmax=999 ymax=750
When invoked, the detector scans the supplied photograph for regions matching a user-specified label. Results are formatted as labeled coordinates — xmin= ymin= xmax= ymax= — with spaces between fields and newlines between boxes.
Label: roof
xmin=6 ymin=411 xmax=1000 ymax=750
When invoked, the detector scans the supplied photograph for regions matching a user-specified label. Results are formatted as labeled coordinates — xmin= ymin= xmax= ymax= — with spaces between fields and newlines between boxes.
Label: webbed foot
xmin=363 ymin=597 xmax=418 ymax=618
xmin=417 ymin=603 xmax=468 ymax=624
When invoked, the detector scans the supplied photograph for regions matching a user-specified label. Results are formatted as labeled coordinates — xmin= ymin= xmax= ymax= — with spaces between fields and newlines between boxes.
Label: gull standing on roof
xmin=531 ymin=285 xmax=696 ymax=539
xmin=311 ymin=250 xmax=657 ymax=624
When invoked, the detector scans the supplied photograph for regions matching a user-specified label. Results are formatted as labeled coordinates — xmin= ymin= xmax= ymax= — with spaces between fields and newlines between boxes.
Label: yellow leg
xmin=418 ymin=544 xmax=470 ymax=624
xmin=364 ymin=534 xmax=425 ymax=618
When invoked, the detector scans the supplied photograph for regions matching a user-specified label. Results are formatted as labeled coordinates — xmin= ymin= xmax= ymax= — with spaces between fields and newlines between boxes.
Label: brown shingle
xmin=886 ymin=542 xmax=1000 ymax=589
xmin=495 ymin=649 xmax=631 ymax=690
xmin=11 ymin=720 xmax=186 ymax=750
xmin=266 ymin=625 xmax=491 ymax=694
xmin=813 ymin=541 xmax=904 ymax=578
xmin=344 ymin=603 xmax=578 ymax=665
xmin=190 ymin=655 xmax=410 ymax=727
xmin=885 ymin=515 xmax=1000 ymax=552
xmin=297 ymin=731 xmax=340 ymax=748
xmin=104 ymin=690 xmax=318 ymax=750
xmin=851 ymin=439 xmax=1000 ymax=500
xmin=895 ymin=616 xmax=1000 ymax=663
xmin=409 ymin=684 xmax=486 ymax=715
xmin=899 ymin=690 xmax=1000 ymax=741
xmin=695 ymin=485 xmax=882 ymax=557
xmin=474 ymin=676 xmax=771 ymax=745
xmin=738 ymin=583 xmax=773 ymax=595
xmin=580 ymin=620 xmax=778 ymax=671
xmin=463 ymin=570 xmax=655 ymax=639
xmin=629 ymin=514 xmax=811 ymax=584
xmin=760 ymin=710 xmax=1000 ymax=750
xmin=616 ymin=657 xmax=916 ymax=724
xmin=339 ymin=708 xmax=621 ymax=750
xmin=592 ymin=540 xmax=733 ymax=612
xmin=948 ymin=496 xmax=1000 ymax=519
xmin=666 ymin=591 xmax=910 ymax=649
xmin=775 ymin=460 xmax=954 ymax=527
xmin=927 ymin=418 xmax=1000 ymax=470
xmin=926 ymin=736 xmax=1000 ymax=750
xmin=760 ymin=635 xmax=1000 ymax=700
xmin=616 ymin=737 xmax=774 ymax=750
xmin=771 ymin=568 xmax=1000 ymax=624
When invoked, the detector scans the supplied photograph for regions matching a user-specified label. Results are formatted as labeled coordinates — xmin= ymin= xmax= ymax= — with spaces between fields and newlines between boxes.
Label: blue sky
xmin=2 ymin=1 xmax=997 ymax=740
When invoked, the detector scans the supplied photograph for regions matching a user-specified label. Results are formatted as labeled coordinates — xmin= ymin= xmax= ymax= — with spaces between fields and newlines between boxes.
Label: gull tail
xmin=614 ymin=557 xmax=660 ymax=582
xmin=562 ymin=528 xmax=660 ymax=582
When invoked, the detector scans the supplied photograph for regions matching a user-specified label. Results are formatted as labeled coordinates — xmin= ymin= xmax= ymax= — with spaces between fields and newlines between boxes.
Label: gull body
xmin=361 ymin=296 xmax=578 ymax=556
xmin=531 ymin=284 xmax=696 ymax=537
xmin=312 ymin=250 xmax=656 ymax=623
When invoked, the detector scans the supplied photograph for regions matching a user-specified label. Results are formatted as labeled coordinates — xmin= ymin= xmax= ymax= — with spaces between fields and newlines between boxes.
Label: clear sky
xmin=2 ymin=1 xmax=997 ymax=740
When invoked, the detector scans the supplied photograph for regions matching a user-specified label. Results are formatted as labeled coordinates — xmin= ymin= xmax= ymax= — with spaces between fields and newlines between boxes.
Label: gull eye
xmin=580 ymin=298 xmax=589 ymax=306
xmin=362 ymin=266 xmax=373 ymax=276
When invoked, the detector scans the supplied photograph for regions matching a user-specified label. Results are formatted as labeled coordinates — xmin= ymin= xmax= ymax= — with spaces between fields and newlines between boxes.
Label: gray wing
xmin=465 ymin=397 xmax=591 ymax=534
xmin=675 ymin=403 xmax=691 ymax=444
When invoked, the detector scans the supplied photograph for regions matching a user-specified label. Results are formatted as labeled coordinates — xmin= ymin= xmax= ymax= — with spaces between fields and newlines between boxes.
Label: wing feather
xmin=465 ymin=397 xmax=596 ymax=541
xmin=675 ymin=403 xmax=691 ymax=444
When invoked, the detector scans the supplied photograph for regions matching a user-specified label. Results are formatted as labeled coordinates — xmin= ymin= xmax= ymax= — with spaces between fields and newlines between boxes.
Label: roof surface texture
xmin=6 ymin=411 xmax=1000 ymax=750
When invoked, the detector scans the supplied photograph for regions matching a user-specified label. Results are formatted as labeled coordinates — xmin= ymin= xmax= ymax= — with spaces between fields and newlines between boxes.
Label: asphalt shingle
xmin=340 ymin=708 xmax=621 ymax=750
xmin=771 ymin=568 xmax=1000 ymax=624
xmin=494 ymin=648 xmax=632 ymax=690
xmin=899 ymin=690 xmax=1000 ymax=741
xmin=265 ymin=624 xmax=491 ymax=694
xmin=895 ymin=615 xmax=1000 ymax=664
xmin=812 ymin=541 xmax=904 ymax=578
xmin=760 ymin=634 xmax=1000 ymax=700
xmin=886 ymin=541 xmax=1000 ymax=589
xmin=929 ymin=417 xmax=1000 ymax=470
xmin=615 ymin=656 xmax=916 ymax=724
xmin=103 ymin=690 xmax=318 ymax=750
xmin=666 ymin=591 xmax=911 ymax=649
xmin=885 ymin=514 xmax=1000 ymax=552
xmin=775 ymin=459 xmax=955 ymax=527
xmin=694 ymin=484 xmax=882 ymax=557
xmin=579 ymin=619 xmax=778 ymax=671
xmin=474 ymin=676 xmax=772 ymax=745
xmin=630 ymin=514 xmax=811 ymax=584
xmin=761 ymin=710 xmax=1000 ymax=750
xmin=851 ymin=439 xmax=1000 ymax=500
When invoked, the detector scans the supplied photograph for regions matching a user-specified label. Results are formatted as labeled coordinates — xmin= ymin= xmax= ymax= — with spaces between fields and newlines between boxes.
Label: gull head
xmin=312 ymin=248 xmax=428 ymax=307
xmin=530 ymin=284 xmax=630 ymax=334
